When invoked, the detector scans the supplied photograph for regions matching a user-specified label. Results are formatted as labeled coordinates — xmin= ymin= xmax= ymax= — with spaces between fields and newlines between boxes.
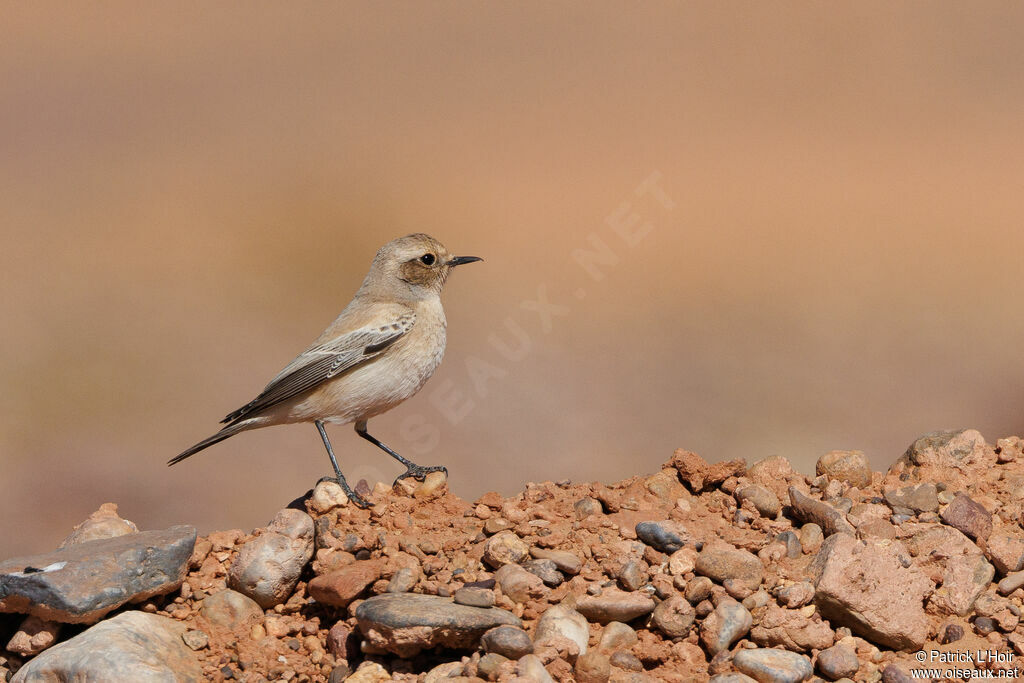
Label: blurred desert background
xmin=3 ymin=3 xmax=1024 ymax=558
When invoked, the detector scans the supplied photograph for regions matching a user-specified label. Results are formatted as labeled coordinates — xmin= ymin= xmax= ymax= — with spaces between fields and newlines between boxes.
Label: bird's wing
xmin=220 ymin=310 xmax=416 ymax=424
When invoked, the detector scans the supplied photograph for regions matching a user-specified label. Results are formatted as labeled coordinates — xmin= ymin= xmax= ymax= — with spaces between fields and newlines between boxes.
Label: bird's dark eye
xmin=420 ymin=253 xmax=436 ymax=265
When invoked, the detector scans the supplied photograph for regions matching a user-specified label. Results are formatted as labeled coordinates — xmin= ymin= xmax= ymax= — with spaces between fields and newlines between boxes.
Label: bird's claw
xmin=393 ymin=464 xmax=448 ymax=487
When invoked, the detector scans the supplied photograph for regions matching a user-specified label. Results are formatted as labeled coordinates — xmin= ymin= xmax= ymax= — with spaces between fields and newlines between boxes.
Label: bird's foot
xmin=316 ymin=475 xmax=372 ymax=509
xmin=393 ymin=463 xmax=448 ymax=487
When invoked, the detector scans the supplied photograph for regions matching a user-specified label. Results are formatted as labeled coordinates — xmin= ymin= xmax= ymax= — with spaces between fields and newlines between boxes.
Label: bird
xmin=169 ymin=233 xmax=482 ymax=508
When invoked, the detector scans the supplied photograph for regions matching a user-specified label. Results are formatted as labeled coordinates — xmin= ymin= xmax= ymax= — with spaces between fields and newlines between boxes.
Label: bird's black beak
xmin=447 ymin=256 xmax=483 ymax=267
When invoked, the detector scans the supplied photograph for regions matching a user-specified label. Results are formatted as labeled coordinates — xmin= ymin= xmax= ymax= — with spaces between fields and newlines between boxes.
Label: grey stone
xmin=774 ymin=531 xmax=802 ymax=559
xmin=617 ymin=559 xmax=647 ymax=592
xmin=597 ymin=621 xmax=637 ymax=652
xmin=354 ymin=593 xmax=520 ymax=657
xmin=940 ymin=493 xmax=993 ymax=542
xmin=737 ymin=485 xmax=781 ymax=518
xmin=709 ymin=676 xmax=759 ymax=683
xmin=530 ymin=548 xmax=582 ymax=575
xmin=0 ymin=526 xmax=195 ymax=624
xmin=11 ymin=611 xmax=201 ymax=682
xmin=575 ymin=589 xmax=656 ymax=624
xmin=453 ymin=586 xmax=495 ymax=608
xmin=635 ymin=521 xmax=687 ymax=554
xmin=816 ymin=643 xmax=859 ymax=680
xmin=481 ymin=624 xmax=533 ymax=659
xmin=199 ymin=588 xmax=263 ymax=629
xmin=228 ymin=509 xmax=314 ymax=608
xmin=522 ymin=558 xmax=563 ymax=587
xmin=477 ymin=652 xmax=509 ymax=679
xmin=699 ymin=601 xmax=752 ymax=655
xmin=517 ymin=654 xmax=555 ymax=683
xmin=798 ymin=524 xmax=824 ymax=553
xmin=695 ymin=546 xmax=763 ymax=590
xmin=386 ymin=566 xmax=420 ymax=593
xmin=181 ymin=629 xmax=209 ymax=651
xmin=788 ymin=488 xmax=855 ymax=537
xmin=733 ymin=647 xmax=813 ymax=683
xmin=651 ymin=595 xmax=694 ymax=638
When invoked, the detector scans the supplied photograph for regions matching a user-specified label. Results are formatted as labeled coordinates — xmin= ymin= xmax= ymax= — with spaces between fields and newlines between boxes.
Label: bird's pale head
xmin=363 ymin=233 xmax=482 ymax=300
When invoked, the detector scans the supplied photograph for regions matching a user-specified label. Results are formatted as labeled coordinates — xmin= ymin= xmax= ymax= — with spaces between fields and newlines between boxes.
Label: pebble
xmin=686 ymin=576 xmax=714 ymax=604
xmin=668 ymin=547 xmax=698 ymax=576
xmin=940 ymin=493 xmax=993 ymax=541
xmin=883 ymin=483 xmax=938 ymax=513
xmin=482 ymin=531 xmax=530 ymax=568
xmin=695 ymin=546 xmax=764 ymax=590
xmin=534 ymin=604 xmax=589 ymax=653
xmin=575 ymin=650 xmax=611 ymax=683
xmin=530 ymin=548 xmax=582 ymax=575
xmin=881 ymin=664 xmax=913 ymax=683
xmin=635 ymin=520 xmax=687 ymax=554
xmin=597 ymin=621 xmax=638 ymax=652
xmin=523 ymin=558 xmax=564 ymax=587
xmin=12 ymin=611 xmax=201 ymax=681
xmin=476 ymin=652 xmax=509 ymax=679
xmin=0 ymin=526 xmax=196 ymax=624
xmin=575 ymin=497 xmax=603 ymax=519
xmin=736 ymin=485 xmax=781 ymax=518
xmin=353 ymin=593 xmax=520 ymax=657
xmin=774 ymin=531 xmax=802 ymax=559
xmin=575 ymin=589 xmax=656 ymax=624
xmin=798 ymin=524 xmax=824 ymax=553
xmin=481 ymin=624 xmax=534 ymax=659
xmin=344 ymin=661 xmax=390 ymax=683
xmin=788 ymin=487 xmax=856 ymax=537
xmin=733 ymin=647 xmax=813 ymax=683
xmin=59 ymin=503 xmax=138 ymax=548
xmin=816 ymin=450 xmax=873 ymax=488
xmin=610 ymin=650 xmax=644 ymax=672
xmin=699 ymin=601 xmax=752 ymax=655
xmin=308 ymin=480 xmax=349 ymax=513
xmin=617 ymin=559 xmax=648 ymax=591
xmin=708 ymin=676 xmax=759 ymax=683
xmin=199 ymin=589 xmax=264 ymax=629
xmin=517 ymin=654 xmax=555 ymax=683
xmin=940 ymin=623 xmax=964 ymax=644
xmin=454 ymin=586 xmax=495 ymax=608
xmin=651 ymin=595 xmax=695 ymax=638
xmin=386 ymin=566 xmax=420 ymax=593
xmin=181 ymin=629 xmax=209 ymax=651
xmin=5 ymin=615 xmax=61 ymax=656
xmin=307 ymin=559 xmax=382 ymax=608
xmin=494 ymin=563 xmax=546 ymax=603
xmin=816 ymin=643 xmax=859 ymax=680
xmin=228 ymin=509 xmax=314 ymax=608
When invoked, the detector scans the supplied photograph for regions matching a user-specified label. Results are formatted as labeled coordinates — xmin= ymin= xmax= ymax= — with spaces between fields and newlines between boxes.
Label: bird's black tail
xmin=168 ymin=423 xmax=248 ymax=466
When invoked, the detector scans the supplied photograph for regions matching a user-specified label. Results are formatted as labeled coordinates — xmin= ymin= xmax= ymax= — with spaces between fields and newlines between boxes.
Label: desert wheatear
xmin=169 ymin=233 xmax=481 ymax=507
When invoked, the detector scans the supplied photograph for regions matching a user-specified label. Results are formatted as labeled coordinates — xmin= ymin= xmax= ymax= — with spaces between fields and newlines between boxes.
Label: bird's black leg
xmin=316 ymin=420 xmax=371 ymax=508
xmin=355 ymin=420 xmax=448 ymax=486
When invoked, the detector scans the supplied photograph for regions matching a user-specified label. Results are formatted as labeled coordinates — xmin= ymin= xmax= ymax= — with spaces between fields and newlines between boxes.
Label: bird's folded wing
xmin=221 ymin=311 xmax=416 ymax=424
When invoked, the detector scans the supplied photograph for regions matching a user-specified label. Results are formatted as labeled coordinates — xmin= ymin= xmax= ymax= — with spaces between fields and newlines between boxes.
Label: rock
xmin=669 ymin=449 xmax=745 ymax=492
xmin=494 ymin=563 xmax=546 ymax=603
xmin=788 ymin=488 xmax=855 ymax=537
xmin=811 ymin=534 xmax=930 ymax=650
xmin=709 ymin=676 xmax=759 ymax=683
xmin=535 ymin=604 xmax=588 ymax=653
xmin=228 ymin=509 xmax=314 ymax=608
xmin=998 ymin=570 xmax=1024 ymax=596
xmin=883 ymin=484 xmax=938 ymax=514
xmin=695 ymin=546 xmax=763 ymax=590
xmin=635 ymin=520 xmax=687 ymax=554
xmin=386 ymin=566 xmax=420 ymax=593
xmin=699 ymin=601 xmax=752 ymax=655
xmin=5 ymin=615 xmax=60 ymax=656
xmin=616 ymin=559 xmax=648 ymax=592
xmin=597 ymin=621 xmax=637 ymax=652
xmin=181 ymin=629 xmax=209 ymax=651
xmin=816 ymin=450 xmax=872 ymax=489
xmin=940 ymin=623 xmax=964 ymax=644
xmin=798 ymin=524 xmax=824 ymax=553
xmin=685 ymin=576 xmax=714 ymax=604
xmin=354 ymin=593 xmax=521 ymax=657
xmin=857 ymin=518 xmax=897 ymax=540
xmin=452 ymin=586 xmax=493 ymax=608
xmin=575 ymin=589 xmax=656 ymax=624
xmin=59 ymin=503 xmax=138 ymax=548
xmin=748 ymin=456 xmax=800 ymax=501
xmin=517 ymin=654 xmax=555 ymax=683
xmin=345 ymin=661 xmax=390 ymax=683
xmin=308 ymin=560 xmax=382 ymax=608
xmin=610 ymin=650 xmax=644 ymax=672
xmin=940 ymin=494 xmax=993 ymax=542
xmin=651 ymin=595 xmax=694 ymax=638
xmin=736 ymin=485 xmax=781 ymax=518
xmin=308 ymin=480 xmax=349 ymax=513
xmin=927 ymin=553 xmax=994 ymax=616
xmin=11 ymin=611 xmax=200 ymax=682
xmin=575 ymin=497 xmax=603 ymax=520
xmin=575 ymin=651 xmax=611 ymax=683
xmin=0 ymin=525 xmax=195 ymax=623
xmin=523 ymin=558 xmax=564 ymax=587
xmin=986 ymin=534 xmax=1024 ymax=575
xmin=881 ymin=664 xmax=913 ymax=683
xmin=732 ymin=647 xmax=813 ymax=683
xmin=482 ymin=624 xmax=533 ymax=659
xmin=668 ymin=547 xmax=698 ymax=576
xmin=483 ymin=531 xmax=530 ymax=568
xmin=775 ymin=582 xmax=814 ymax=609
xmin=896 ymin=429 xmax=990 ymax=469
xmin=816 ymin=643 xmax=859 ymax=680
xmin=749 ymin=604 xmax=834 ymax=651
xmin=530 ymin=548 xmax=582 ymax=575
xmin=199 ymin=588 xmax=264 ymax=629
xmin=476 ymin=653 xmax=507 ymax=680
xmin=413 ymin=471 xmax=448 ymax=500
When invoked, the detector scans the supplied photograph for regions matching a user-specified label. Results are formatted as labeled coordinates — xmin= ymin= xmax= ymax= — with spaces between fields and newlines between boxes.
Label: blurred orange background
xmin=3 ymin=3 xmax=1024 ymax=558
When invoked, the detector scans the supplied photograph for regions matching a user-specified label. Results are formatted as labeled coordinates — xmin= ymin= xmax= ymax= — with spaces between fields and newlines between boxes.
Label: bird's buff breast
xmin=288 ymin=322 xmax=446 ymax=425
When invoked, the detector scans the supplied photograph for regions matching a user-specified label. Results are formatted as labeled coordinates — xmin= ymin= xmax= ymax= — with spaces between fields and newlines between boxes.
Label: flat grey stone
xmin=733 ymin=647 xmax=813 ymax=683
xmin=11 ymin=611 xmax=201 ymax=682
xmin=0 ymin=526 xmax=196 ymax=624
xmin=355 ymin=593 xmax=521 ymax=657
